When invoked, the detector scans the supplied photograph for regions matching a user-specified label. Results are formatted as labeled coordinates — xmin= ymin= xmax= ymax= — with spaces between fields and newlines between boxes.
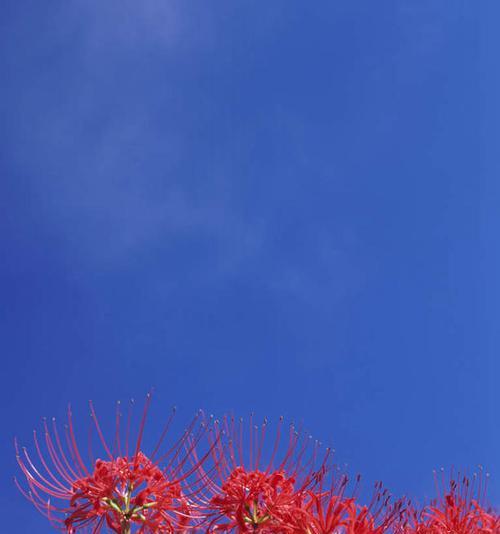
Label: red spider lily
xmin=395 ymin=469 xmax=499 ymax=534
xmin=15 ymin=395 xmax=218 ymax=533
xmin=15 ymin=397 xmax=500 ymax=534
xmin=191 ymin=414 xmax=332 ymax=532
xmin=288 ymin=472 xmax=404 ymax=534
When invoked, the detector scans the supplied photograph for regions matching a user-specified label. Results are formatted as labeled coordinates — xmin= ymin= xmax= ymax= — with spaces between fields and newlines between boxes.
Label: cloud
xmin=22 ymin=109 xmax=258 ymax=268
xmin=2 ymin=2 xmax=236 ymax=268
xmin=2 ymin=1 xmax=363 ymax=307
xmin=61 ymin=0 xmax=210 ymax=52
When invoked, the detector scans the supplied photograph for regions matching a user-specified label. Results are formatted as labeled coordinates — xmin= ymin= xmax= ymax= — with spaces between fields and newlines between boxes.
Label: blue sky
xmin=1 ymin=1 xmax=498 ymax=531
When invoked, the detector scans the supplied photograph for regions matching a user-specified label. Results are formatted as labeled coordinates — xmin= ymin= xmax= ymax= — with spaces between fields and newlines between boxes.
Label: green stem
xmin=122 ymin=483 xmax=133 ymax=534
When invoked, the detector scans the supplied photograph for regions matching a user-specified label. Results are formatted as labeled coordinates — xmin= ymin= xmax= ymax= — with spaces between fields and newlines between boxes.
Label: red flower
xmin=15 ymin=395 xmax=217 ymax=533
xmin=207 ymin=466 xmax=301 ymax=532
xmin=289 ymin=474 xmax=403 ymax=534
xmin=193 ymin=414 xmax=331 ymax=533
xmin=15 ymin=397 xmax=500 ymax=534
xmin=395 ymin=469 xmax=499 ymax=534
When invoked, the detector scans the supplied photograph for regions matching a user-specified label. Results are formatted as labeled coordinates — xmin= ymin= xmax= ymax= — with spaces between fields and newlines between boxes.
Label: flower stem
xmin=122 ymin=483 xmax=132 ymax=534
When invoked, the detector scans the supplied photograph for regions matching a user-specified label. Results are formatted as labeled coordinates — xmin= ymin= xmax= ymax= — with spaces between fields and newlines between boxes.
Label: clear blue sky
xmin=1 ymin=2 xmax=498 ymax=531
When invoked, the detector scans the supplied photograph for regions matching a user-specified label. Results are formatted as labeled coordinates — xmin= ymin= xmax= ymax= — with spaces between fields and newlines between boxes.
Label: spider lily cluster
xmin=15 ymin=396 xmax=499 ymax=533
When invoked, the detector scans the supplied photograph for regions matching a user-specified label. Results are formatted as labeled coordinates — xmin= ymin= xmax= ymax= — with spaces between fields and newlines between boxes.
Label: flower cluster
xmin=15 ymin=397 xmax=499 ymax=533
xmin=393 ymin=470 xmax=499 ymax=534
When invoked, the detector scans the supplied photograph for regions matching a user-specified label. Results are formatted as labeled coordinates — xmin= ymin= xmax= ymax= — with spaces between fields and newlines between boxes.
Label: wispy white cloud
xmin=3 ymin=1 xmax=364 ymax=306
xmin=3 ymin=2 xmax=242 ymax=268
xmin=61 ymin=0 xmax=214 ymax=53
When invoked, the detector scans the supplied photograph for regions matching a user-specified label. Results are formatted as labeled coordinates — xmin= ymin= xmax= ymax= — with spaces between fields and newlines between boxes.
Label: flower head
xmin=15 ymin=394 xmax=217 ymax=533
xmin=395 ymin=469 xmax=498 ymax=534
xmin=208 ymin=466 xmax=299 ymax=531
xmin=193 ymin=414 xmax=331 ymax=532
xmin=289 ymin=472 xmax=403 ymax=534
